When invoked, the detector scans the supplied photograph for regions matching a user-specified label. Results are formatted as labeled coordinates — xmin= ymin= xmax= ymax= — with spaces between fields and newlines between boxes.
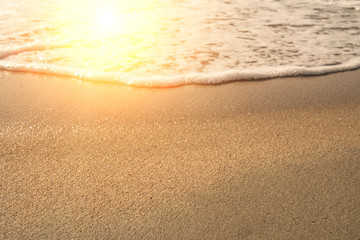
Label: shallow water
xmin=0 ymin=0 xmax=360 ymax=86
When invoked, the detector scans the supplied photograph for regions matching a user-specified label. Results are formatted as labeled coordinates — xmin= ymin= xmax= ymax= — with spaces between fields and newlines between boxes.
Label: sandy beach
xmin=1 ymin=70 xmax=359 ymax=239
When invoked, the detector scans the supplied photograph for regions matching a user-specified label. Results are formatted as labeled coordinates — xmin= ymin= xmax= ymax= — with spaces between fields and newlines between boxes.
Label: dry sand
xmin=1 ymin=70 xmax=360 ymax=239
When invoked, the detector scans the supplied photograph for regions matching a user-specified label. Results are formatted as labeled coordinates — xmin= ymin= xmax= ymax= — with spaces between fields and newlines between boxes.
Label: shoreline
xmin=1 ymin=70 xmax=360 ymax=239
xmin=1 ymin=56 xmax=360 ymax=87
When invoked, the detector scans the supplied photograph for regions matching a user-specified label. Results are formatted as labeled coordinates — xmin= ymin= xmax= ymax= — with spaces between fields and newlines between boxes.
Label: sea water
xmin=0 ymin=0 xmax=359 ymax=87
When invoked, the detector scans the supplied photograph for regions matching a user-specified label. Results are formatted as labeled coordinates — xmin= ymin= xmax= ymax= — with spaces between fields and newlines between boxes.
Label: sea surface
xmin=0 ymin=0 xmax=360 ymax=87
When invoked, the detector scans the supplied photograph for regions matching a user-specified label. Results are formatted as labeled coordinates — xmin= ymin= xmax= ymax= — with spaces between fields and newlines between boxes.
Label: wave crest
xmin=1 ymin=43 xmax=360 ymax=87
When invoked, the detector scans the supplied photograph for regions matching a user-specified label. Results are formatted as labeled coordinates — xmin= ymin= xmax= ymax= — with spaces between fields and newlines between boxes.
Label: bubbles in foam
xmin=1 ymin=43 xmax=360 ymax=87
xmin=0 ymin=0 xmax=360 ymax=87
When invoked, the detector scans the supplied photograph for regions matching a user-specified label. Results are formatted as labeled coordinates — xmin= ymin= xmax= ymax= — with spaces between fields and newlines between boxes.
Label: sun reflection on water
xmin=93 ymin=6 xmax=120 ymax=37
xmin=50 ymin=0 xmax=167 ymax=74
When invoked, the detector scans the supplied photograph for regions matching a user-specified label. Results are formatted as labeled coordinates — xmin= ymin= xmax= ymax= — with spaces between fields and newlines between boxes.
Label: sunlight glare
xmin=94 ymin=7 xmax=121 ymax=37
xmin=52 ymin=0 xmax=168 ymax=73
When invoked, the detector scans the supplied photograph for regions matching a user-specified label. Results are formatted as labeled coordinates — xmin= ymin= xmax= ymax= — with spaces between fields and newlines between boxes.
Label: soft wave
xmin=1 ymin=43 xmax=360 ymax=87
xmin=0 ymin=42 xmax=69 ymax=59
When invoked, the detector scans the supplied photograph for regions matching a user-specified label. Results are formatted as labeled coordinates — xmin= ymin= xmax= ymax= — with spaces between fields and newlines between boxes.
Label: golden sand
xmin=1 ymin=70 xmax=360 ymax=239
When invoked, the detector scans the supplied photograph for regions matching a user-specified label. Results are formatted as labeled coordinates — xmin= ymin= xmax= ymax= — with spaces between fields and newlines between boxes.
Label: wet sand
xmin=1 ymin=70 xmax=360 ymax=239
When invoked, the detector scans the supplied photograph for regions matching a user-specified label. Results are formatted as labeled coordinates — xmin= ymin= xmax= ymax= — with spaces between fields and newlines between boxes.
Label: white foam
xmin=1 ymin=44 xmax=360 ymax=87
xmin=0 ymin=42 xmax=69 ymax=59
xmin=316 ymin=0 xmax=360 ymax=9
xmin=2 ymin=0 xmax=360 ymax=82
